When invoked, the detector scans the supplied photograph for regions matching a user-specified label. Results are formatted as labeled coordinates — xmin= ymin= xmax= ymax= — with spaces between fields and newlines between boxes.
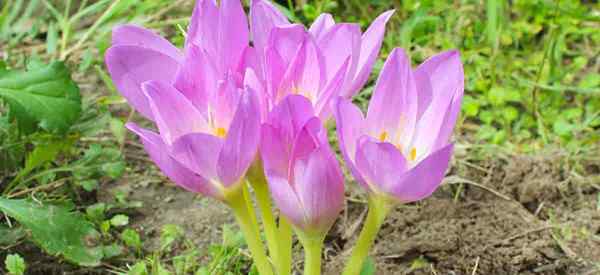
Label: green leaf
xmin=359 ymin=257 xmax=376 ymax=275
xmin=121 ymin=228 xmax=142 ymax=251
xmin=0 ymin=62 xmax=81 ymax=134
xmin=0 ymin=198 xmax=103 ymax=266
xmin=110 ymin=214 xmax=129 ymax=227
xmin=128 ymin=261 xmax=148 ymax=275
xmin=5 ymin=253 xmax=26 ymax=275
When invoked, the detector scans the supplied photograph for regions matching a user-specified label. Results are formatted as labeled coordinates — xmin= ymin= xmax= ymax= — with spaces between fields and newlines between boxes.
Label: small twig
xmin=471 ymin=256 xmax=480 ymax=275
xmin=444 ymin=176 xmax=512 ymax=201
xmin=7 ymin=178 xmax=69 ymax=198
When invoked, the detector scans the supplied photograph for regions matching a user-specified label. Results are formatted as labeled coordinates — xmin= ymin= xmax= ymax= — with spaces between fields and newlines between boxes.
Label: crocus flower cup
xmin=334 ymin=47 xmax=464 ymax=275
xmin=261 ymin=95 xmax=345 ymax=275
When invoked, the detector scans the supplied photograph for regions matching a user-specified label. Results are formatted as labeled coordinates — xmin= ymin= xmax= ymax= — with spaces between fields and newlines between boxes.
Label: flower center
xmin=377 ymin=131 xmax=417 ymax=162
xmin=215 ymin=127 xmax=227 ymax=138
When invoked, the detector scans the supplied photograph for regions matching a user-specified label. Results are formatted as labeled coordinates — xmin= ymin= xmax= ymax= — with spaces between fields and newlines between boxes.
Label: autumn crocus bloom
xmin=335 ymin=48 xmax=464 ymax=275
xmin=247 ymin=0 xmax=394 ymax=120
xmin=261 ymin=95 xmax=345 ymax=275
xmin=105 ymin=1 xmax=274 ymax=274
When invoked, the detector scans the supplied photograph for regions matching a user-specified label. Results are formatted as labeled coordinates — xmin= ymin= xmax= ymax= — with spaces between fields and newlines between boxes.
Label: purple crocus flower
xmin=260 ymin=95 xmax=345 ymax=234
xmin=105 ymin=0 xmax=261 ymax=200
xmin=247 ymin=0 xmax=394 ymax=120
xmin=334 ymin=48 xmax=464 ymax=203
xmin=105 ymin=0 xmax=250 ymax=121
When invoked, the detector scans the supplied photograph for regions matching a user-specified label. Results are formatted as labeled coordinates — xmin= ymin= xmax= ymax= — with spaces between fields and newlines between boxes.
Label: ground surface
xmin=96 ymin=145 xmax=599 ymax=275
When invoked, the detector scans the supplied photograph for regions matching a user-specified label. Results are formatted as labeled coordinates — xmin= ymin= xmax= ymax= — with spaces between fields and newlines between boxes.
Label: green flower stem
xmin=227 ymin=184 xmax=274 ymax=275
xmin=297 ymin=233 xmax=324 ymax=275
xmin=250 ymin=176 xmax=281 ymax=273
xmin=278 ymin=217 xmax=293 ymax=275
xmin=342 ymin=196 xmax=393 ymax=275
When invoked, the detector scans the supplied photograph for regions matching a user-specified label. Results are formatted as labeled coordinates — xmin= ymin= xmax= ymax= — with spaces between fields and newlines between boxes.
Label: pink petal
xmin=214 ymin=73 xmax=242 ymax=130
xmin=389 ymin=144 xmax=454 ymax=203
xmin=105 ymin=45 xmax=180 ymax=120
xmin=260 ymin=124 xmax=290 ymax=180
xmin=316 ymin=23 xmax=361 ymax=95
xmin=126 ymin=123 xmax=220 ymax=199
xmin=266 ymin=94 xmax=316 ymax=147
xmin=411 ymin=51 xmax=463 ymax=154
xmin=293 ymin=147 xmax=344 ymax=232
xmin=308 ymin=13 xmax=335 ymax=39
xmin=266 ymin=175 xmax=305 ymax=229
xmin=215 ymin=0 xmax=250 ymax=74
xmin=243 ymin=68 xmax=269 ymax=121
xmin=250 ymin=0 xmax=289 ymax=53
xmin=333 ymin=97 xmax=367 ymax=187
xmin=170 ymin=132 xmax=223 ymax=182
xmin=315 ymin=57 xmax=350 ymax=121
xmin=277 ymin=35 xmax=326 ymax=104
xmin=174 ymin=44 xmax=217 ymax=114
xmin=112 ymin=24 xmax=183 ymax=62
xmin=143 ymin=81 xmax=208 ymax=145
xmin=354 ymin=136 xmax=407 ymax=193
xmin=187 ymin=0 xmax=219 ymax=54
xmin=217 ymin=87 xmax=261 ymax=187
xmin=268 ymin=24 xmax=307 ymax=67
xmin=365 ymin=48 xmax=417 ymax=150
xmin=347 ymin=10 xmax=395 ymax=97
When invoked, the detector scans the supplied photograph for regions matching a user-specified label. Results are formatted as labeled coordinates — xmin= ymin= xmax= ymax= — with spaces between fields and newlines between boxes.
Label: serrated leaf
xmin=0 ymin=198 xmax=103 ymax=266
xmin=0 ymin=62 xmax=81 ymax=134
xmin=5 ymin=253 xmax=26 ymax=275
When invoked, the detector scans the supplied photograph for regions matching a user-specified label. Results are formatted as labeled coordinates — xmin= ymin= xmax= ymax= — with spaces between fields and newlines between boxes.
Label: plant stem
xmin=250 ymin=177 xmax=281 ymax=272
xmin=297 ymin=233 xmax=324 ymax=275
xmin=278 ymin=217 xmax=293 ymax=275
xmin=227 ymin=185 xmax=274 ymax=275
xmin=342 ymin=196 xmax=393 ymax=275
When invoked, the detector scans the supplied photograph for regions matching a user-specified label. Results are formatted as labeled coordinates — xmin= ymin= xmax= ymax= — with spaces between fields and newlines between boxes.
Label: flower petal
xmin=217 ymin=87 xmax=261 ymax=187
xmin=316 ymin=23 xmax=361 ymax=95
xmin=250 ymin=0 xmax=289 ymax=53
xmin=170 ymin=132 xmax=223 ymax=182
xmin=215 ymin=0 xmax=249 ymax=74
xmin=365 ymin=48 xmax=417 ymax=151
xmin=308 ymin=13 xmax=335 ymax=40
xmin=411 ymin=51 xmax=463 ymax=154
xmin=174 ymin=44 xmax=217 ymax=114
xmin=268 ymin=24 xmax=307 ymax=67
xmin=244 ymin=68 xmax=269 ymax=121
xmin=126 ymin=123 xmax=220 ymax=198
xmin=347 ymin=10 xmax=394 ymax=97
xmin=315 ymin=57 xmax=350 ymax=121
xmin=143 ymin=81 xmax=208 ymax=145
xmin=214 ymin=73 xmax=242 ymax=130
xmin=333 ymin=97 xmax=367 ymax=186
xmin=266 ymin=94 xmax=316 ymax=146
xmin=354 ymin=136 xmax=407 ymax=193
xmin=293 ymin=147 xmax=344 ymax=232
xmin=389 ymin=143 xmax=453 ymax=203
xmin=105 ymin=45 xmax=180 ymax=120
xmin=278 ymin=35 xmax=326 ymax=104
xmin=266 ymin=175 xmax=305 ymax=229
xmin=112 ymin=24 xmax=183 ymax=62
xmin=187 ymin=0 xmax=219 ymax=54
xmin=260 ymin=124 xmax=290 ymax=180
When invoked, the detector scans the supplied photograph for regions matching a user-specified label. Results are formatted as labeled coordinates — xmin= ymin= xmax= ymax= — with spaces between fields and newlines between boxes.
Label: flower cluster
xmin=105 ymin=1 xmax=463 ymax=274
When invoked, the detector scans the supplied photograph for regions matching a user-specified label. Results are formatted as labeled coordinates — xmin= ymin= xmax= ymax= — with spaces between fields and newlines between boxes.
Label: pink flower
xmin=246 ymin=0 xmax=394 ymax=120
xmin=105 ymin=0 xmax=260 ymax=200
xmin=334 ymin=48 xmax=464 ymax=203
xmin=260 ymin=95 xmax=344 ymax=234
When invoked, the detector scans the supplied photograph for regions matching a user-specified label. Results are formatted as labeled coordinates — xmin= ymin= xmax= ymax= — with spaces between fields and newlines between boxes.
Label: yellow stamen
xmin=409 ymin=147 xmax=417 ymax=161
xmin=378 ymin=131 xmax=388 ymax=142
xmin=216 ymin=127 xmax=227 ymax=138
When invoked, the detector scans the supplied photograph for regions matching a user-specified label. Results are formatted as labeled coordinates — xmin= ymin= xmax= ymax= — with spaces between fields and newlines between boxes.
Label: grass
xmin=0 ymin=0 xmax=599 ymax=274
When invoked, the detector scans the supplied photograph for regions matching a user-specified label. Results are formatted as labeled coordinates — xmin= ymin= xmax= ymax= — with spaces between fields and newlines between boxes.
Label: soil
xmin=105 ymin=146 xmax=599 ymax=275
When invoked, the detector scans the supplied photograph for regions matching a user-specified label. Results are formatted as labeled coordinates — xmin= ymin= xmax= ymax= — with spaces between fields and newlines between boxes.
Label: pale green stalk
xmin=278 ymin=217 xmax=293 ymax=275
xmin=297 ymin=232 xmax=324 ymax=275
xmin=226 ymin=184 xmax=274 ymax=275
xmin=342 ymin=196 xmax=393 ymax=275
